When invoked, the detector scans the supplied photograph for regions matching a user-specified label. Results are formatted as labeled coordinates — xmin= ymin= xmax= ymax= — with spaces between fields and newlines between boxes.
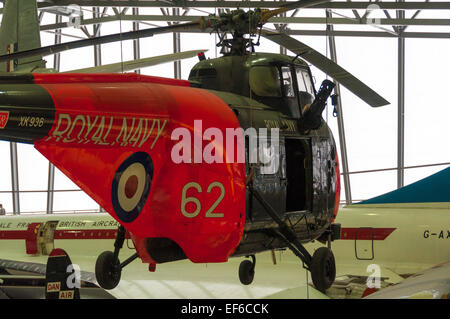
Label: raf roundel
xmin=111 ymin=152 xmax=153 ymax=223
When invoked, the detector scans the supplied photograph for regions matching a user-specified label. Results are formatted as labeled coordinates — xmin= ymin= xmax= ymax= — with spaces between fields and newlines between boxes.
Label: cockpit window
xmin=249 ymin=66 xmax=282 ymax=97
xmin=281 ymin=66 xmax=295 ymax=97
xmin=295 ymin=68 xmax=315 ymax=115
xmin=295 ymin=68 xmax=315 ymax=96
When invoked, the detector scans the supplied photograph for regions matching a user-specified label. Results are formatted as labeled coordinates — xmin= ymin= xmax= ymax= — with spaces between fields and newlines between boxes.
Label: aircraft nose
xmin=0 ymin=75 xmax=55 ymax=144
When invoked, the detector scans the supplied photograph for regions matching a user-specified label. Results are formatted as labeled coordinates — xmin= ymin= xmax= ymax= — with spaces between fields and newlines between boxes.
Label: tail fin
xmin=0 ymin=0 xmax=46 ymax=72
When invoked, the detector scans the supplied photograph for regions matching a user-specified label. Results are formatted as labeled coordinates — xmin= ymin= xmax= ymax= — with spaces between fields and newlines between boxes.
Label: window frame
xmin=280 ymin=65 xmax=296 ymax=98
xmin=295 ymin=67 xmax=316 ymax=97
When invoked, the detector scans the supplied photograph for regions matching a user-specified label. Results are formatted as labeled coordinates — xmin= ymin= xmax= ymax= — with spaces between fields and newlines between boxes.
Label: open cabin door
xmin=284 ymin=138 xmax=312 ymax=213
xmin=246 ymin=136 xmax=286 ymax=223
xmin=311 ymin=137 xmax=336 ymax=218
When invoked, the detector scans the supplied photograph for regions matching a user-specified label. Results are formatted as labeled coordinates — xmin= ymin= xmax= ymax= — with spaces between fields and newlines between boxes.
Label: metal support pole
xmin=279 ymin=0 xmax=287 ymax=55
xmin=326 ymin=10 xmax=352 ymax=205
xmin=133 ymin=7 xmax=141 ymax=74
xmin=397 ymin=0 xmax=405 ymax=188
xmin=94 ymin=7 xmax=105 ymax=212
xmin=47 ymin=163 xmax=55 ymax=214
xmin=53 ymin=16 xmax=62 ymax=70
xmin=47 ymin=14 xmax=63 ymax=214
xmin=173 ymin=8 xmax=181 ymax=79
xmin=10 ymin=142 xmax=19 ymax=215
xmin=93 ymin=7 xmax=102 ymax=67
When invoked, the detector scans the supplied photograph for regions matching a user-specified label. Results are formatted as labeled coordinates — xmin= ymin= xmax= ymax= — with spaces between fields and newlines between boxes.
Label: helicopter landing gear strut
xmin=95 ymin=225 xmax=139 ymax=290
xmin=238 ymin=255 xmax=256 ymax=285
xmin=250 ymin=188 xmax=336 ymax=293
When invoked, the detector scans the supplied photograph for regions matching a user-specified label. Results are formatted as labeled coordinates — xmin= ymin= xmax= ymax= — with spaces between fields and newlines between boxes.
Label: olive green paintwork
xmin=188 ymin=52 xmax=339 ymax=255
xmin=190 ymin=53 xmax=307 ymax=98
xmin=0 ymin=0 xmax=49 ymax=73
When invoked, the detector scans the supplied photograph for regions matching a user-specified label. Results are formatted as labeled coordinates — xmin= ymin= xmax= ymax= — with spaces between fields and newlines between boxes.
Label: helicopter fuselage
xmin=189 ymin=52 xmax=340 ymax=256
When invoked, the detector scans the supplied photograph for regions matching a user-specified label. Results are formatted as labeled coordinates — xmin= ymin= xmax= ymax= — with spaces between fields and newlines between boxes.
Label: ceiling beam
xmin=39 ymin=15 xmax=450 ymax=32
xmin=1 ymin=1 xmax=449 ymax=11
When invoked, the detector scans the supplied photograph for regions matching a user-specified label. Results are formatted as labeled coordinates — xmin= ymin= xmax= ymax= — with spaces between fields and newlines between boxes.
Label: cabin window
xmin=189 ymin=67 xmax=217 ymax=79
xmin=249 ymin=66 xmax=282 ymax=97
xmin=258 ymin=137 xmax=280 ymax=175
xmin=197 ymin=68 xmax=217 ymax=77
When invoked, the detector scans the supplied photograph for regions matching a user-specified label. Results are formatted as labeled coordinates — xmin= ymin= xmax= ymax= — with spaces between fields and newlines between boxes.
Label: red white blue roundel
xmin=111 ymin=152 xmax=153 ymax=223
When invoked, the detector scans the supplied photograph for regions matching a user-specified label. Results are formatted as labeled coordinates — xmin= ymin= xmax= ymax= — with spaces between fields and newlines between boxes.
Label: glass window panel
xmin=296 ymin=68 xmax=316 ymax=114
xmin=53 ymin=191 xmax=99 ymax=213
xmin=258 ymin=137 xmax=279 ymax=175
xmin=405 ymin=38 xmax=450 ymax=167
xmin=54 ymin=168 xmax=80 ymax=191
xmin=281 ymin=66 xmax=295 ymax=97
xmin=249 ymin=66 xmax=282 ymax=97
xmin=19 ymin=192 xmax=47 ymax=214
xmin=404 ymin=166 xmax=447 ymax=187
xmin=334 ymin=37 xmax=397 ymax=173
xmin=350 ymin=170 xmax=397 ymax=203
xmin=302 ymin=71 xmax=315 ymax=95
xmin=296 ymin=69 xmax=308 ymax=92
xmin=0 ymin=193 xmax=13 ymax=215
xmin=0 ymin=141 xmax=11 ymax=191
xmin=17 ymin=144 xmax=49 ymax=191
xmin=53 ymin=169 xmax=99 ymax=213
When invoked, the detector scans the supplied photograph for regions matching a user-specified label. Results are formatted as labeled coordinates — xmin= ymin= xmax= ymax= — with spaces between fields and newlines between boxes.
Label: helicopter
xmin=0 ymin=0 xmax=389 ymax=293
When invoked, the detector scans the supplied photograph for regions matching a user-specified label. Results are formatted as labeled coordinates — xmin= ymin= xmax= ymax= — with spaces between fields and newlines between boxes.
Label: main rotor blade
xmin=261 ymin=0 xmax=331 ymax=22
xmin=66 ymin=49 xmax=207 ymax=73
xmin=261 ymin=30 xmax=389 ymax=107
xmin=0 ymin=21 xmax=201 ymax=63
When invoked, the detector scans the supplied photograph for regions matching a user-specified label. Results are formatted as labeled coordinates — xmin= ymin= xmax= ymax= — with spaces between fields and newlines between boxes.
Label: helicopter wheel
xmin=310 ymin=247 xmax=336 ymax=293
xmin=95 ymin=251 xmax=122 ymax=290
xmin=238 ymin=255 xmax=256 ymax=285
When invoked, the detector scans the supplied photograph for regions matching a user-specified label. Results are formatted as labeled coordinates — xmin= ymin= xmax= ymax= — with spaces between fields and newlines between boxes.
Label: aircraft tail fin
xmin=0 ymin=0 xmax=46 ymax=72
xmin=356 ymin=167 xmax=450 ymax=205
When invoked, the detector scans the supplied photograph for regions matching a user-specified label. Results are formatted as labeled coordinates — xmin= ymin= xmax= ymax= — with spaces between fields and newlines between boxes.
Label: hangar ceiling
xmin=0 ymin=0 xmax=449 ymax=214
